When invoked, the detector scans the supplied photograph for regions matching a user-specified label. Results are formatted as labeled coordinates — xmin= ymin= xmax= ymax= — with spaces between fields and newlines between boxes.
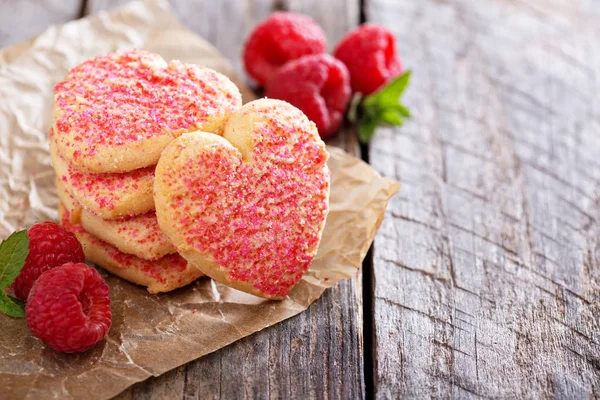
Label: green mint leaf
xmin=358 ymin=118 xmax=378 ymax=144
xmin=380 ymin=109 xmax=404 ymax=126
xmin=0 ymin=290 xmax=25 ymax=318
xmin=395 ymin=103 xmax=411 ymax=118
xmin=364 ymin=70 xmax=412 ymax=108
xmin=0 ymin=230 xmax=29 ymax=288
xmin=9 ymin=295 xmax=25 ymax=309
xmin=353 ymin=70 xmax=412 ymax=143
xmin=378 ymin=70 xmax=411 ymax=102
xmin=363 ymin=93 xmax=377 ymax=109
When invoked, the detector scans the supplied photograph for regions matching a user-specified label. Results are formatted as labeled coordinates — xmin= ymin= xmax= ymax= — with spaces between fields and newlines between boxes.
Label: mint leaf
xmin=358 ymin=118 xmax=378 ymax=144
xmin=394 ymin=103 xmax=411 ymax=118
xmin=364 ymin=70 xmax=411 ymax=108
xmin=353 ymin=70 xmax=412 ymax=144
xmin=0 ymin=230 xmax=29 ymax=288
xmin=0 ymin=290 xmax=25 ymax=318
xmin=380 ymin=109 xmax=404 ymax=126
xmin=9 ymin=295 xmax=25 ymax=309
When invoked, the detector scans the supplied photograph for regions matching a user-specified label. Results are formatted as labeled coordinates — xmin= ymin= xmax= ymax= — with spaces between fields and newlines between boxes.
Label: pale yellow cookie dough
xmin=53 ymin=50 xmax=242 ymax=173
xmin=56 ymin=178 xmax=176 ymax=260
xmin=50 ymin=133 xmax=155 ymax=219
xmin=154 ymin=99 xmax=330 ymax=300
xmin=58 ymin=204 xmax=203 ymax=294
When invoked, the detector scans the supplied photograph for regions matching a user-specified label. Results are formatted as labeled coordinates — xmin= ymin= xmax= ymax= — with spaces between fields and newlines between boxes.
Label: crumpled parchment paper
xmin=0 ymin=1 xmax=400 ymax=399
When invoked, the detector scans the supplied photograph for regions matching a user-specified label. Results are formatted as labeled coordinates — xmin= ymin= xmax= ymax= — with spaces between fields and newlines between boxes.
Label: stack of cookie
xmin=50 ymin=50 xmax=242 ymax=293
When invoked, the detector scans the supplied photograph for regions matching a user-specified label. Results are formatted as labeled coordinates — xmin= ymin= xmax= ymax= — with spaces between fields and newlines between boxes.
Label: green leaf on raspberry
xmin=0 ymin=230 xmax=29 ymax=288
xmin=394 ymin=103 xmax=411 ymax=118
xmin=364 ymin=70 xmax=411 ymax=108
xmin=358 ymin=118 xmax=379 ymax=143
xmin=0 ymin=290 xmax=25 ymax=318
xmin=9 ymin=295 xmax=25 ymax=308
xmin=380 ymin=109 xmax=405 ymax=126
xmin=355 ymin=70 xmax=412 ymax=144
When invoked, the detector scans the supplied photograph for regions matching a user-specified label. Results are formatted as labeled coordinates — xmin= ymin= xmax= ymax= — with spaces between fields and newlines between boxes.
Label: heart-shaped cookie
xmin=154 ymin=99 xmax=330 ymax=299
xmin=53 ymin=49 xmax=242 ymax=173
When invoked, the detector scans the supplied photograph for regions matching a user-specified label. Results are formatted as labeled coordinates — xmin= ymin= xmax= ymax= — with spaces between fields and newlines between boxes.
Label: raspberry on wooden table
xmin=266 ymin=54 xmax=351 ymax=138
xmin=26 ymin=262 xmax=112 ymax=353
xmin=10 ymin=221 xmax=85 ymax=301
xmin=243 ymin=12 xmax=327 ymax=86
xmin=333 ymin=23 xmax=402 ymax=95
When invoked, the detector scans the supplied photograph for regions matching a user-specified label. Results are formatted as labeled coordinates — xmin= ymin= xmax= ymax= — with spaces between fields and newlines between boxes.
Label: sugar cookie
xmin=53 ymin=49 xmax=242 ymax=173
xmin=50 ymin=130 xmax=155 ymax=219
xmin=154 ymin=99 xmax=330 ymax=299
xmin=56 ymin=179 xmax=176 ymax=260
xmin=58 ymin=204 xmax=203 ymax=294
xmin=55 ymin=178 xmax=82 ymax=224
xmin=80 ymin=210 xmax=176 ymax=261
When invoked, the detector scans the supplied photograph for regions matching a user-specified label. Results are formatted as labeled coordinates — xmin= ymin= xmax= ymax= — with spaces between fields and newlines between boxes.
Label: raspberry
xmin=243 ymin=12 xmax=327 ymax=86
xmin=333 ymin=23 xmax=402 ymax=95
xmin=26 ymin=262 xmax=112 ymax=353
xmin=10 ymin=221 xmax=85 ymax=301
xmin=266 ymin=54 xmax=351 ymax=138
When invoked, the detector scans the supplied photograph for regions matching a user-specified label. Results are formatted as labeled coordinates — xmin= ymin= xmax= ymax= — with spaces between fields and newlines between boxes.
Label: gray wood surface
xmin=367 ymin=0 xmax=600 ymax=398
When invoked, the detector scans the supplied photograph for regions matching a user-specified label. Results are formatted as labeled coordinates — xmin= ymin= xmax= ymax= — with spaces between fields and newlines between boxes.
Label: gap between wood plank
xmin=359 ymin=137 xmax=376 ymax=400
xmin=358 ymin=1 xmax=376 ymax=398
xmin=78 ymin=0 xmax=88 ymax=18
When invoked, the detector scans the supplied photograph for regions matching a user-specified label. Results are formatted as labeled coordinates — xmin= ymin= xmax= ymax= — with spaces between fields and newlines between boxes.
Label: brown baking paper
xmin=0 ymin=1 xmax=400 ymax=399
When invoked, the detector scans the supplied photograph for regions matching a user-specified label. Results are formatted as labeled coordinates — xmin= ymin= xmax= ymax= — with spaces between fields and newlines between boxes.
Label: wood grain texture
xmin=367 ymin=0 xmax=600 ymax=398
xmin=0 ymin=0 xmax=82 ymax=46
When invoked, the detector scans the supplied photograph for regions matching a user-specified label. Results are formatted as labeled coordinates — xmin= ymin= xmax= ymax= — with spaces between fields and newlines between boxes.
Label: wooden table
xmin=2 ymin=0 xmax=599 ymax=398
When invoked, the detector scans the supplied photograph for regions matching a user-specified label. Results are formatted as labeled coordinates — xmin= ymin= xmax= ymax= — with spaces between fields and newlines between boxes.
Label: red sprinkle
xmin=54 ymin=49 xmax=240 ymax=169
xmin=159 ymin=101 xmax=329 ymax=298
xmin=51 ymin=128 xmax=155 ymax=214
xmin=60 ymin=207 xmax=199 ymax=289
xmin=68 ymin=166 xmax=154 ymax=212
xmin=109 ymin=211 xmax=174 ymax=258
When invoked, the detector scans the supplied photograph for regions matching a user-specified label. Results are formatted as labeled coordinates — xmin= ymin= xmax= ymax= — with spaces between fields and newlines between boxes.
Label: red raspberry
xmin=333 ymin=23 xmax=402 ymax=95
xmin=26 ymin=262 xmax=112 ymax=353
xmin=266 ymin=54 xmax=351 ymax=138
xmin=243 ymin=12 xmax=327 ymax=86
xmin=10 ymin=221 xmax=85 ymax=301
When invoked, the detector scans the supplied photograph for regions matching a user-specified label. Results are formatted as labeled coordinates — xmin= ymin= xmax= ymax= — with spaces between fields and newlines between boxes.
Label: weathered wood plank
xmin=367 ymin=0 xmax=600 ymax=397
xmin=79 ymin=0 xmax=364 ymax=398
xmin=0 ymin=0 xmax=82 ymax=47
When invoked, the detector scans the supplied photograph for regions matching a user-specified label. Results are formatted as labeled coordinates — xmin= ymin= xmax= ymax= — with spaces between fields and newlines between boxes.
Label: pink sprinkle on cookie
xmin=50 ymin=129 xmax=155 ymax=219
xmin=154 ymin=99 xmax=330 ymax=299
xmin=56 ymin=177 xmax=176 ymax=260
xmin=53 ymin=49 xmax=242 ymax=173
xmin=80 ymin=210 xmax=177 ymax=261
xmin=58 ymin=204 xmax=203 ymax=294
